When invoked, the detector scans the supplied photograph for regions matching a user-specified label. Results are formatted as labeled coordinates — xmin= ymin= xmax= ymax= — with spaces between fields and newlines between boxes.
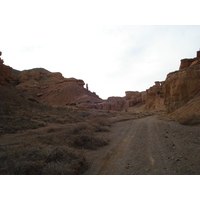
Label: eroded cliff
xmin=164 ymin=51 xmax=200 ymax=113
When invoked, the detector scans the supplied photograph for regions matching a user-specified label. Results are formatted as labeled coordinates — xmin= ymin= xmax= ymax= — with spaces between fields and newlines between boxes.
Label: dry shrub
xmin=73 ymin=135 xmax=109 ymax=150
xmin=0 ymin=146 xmax=88 ymax=175
xmin=0 ymin=117 xmax=45 ymax=135
xmin=89 ymin=117 xmax=111 ymax=132
xmin=36 ymin=132 xmax=69 ymax=146
xmin=68 ymin=124 xmax=88 ymax=135
xmin=92 ymin=124 xmax=110 ymax=132
xmin=93 ymin=117 xmax=112 ymax=127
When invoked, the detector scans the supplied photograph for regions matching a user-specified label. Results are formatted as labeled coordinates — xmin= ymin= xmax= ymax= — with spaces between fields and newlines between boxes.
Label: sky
xmin=1 ymin=0 xmax=200 ymax=99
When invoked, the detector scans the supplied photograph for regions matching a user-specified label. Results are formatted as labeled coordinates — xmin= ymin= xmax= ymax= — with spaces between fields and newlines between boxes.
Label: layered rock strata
xmin=145 ymin=81 xmax=165 ymax=110
xmin=15 ymin=68 xmax=102 ymax=106
xmin=164 ymin=50 xmax=200 ymax=113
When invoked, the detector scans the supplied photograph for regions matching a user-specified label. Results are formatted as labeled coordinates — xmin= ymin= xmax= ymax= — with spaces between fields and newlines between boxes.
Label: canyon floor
xmin=84 ymin=115 xmax=200 ymax=175
xmin=0 ymin=108 xmax=200 ymax=175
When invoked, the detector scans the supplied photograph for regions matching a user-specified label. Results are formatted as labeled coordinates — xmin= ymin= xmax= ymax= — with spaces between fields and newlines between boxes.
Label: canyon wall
xmin=164 ymin=51 xmax=200 ymax=114
xmin=1 ymin=49 xmax=199 ymax=119
xmin=15 ymin=68 xmax=102 ymax=106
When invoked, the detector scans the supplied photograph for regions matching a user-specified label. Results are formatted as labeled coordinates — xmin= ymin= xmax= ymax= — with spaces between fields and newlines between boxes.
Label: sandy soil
xmin=84 ymin=116 xmax=200 ymax=175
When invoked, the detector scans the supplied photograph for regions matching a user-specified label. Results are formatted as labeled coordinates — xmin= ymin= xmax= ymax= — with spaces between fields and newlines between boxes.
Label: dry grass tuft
xmin=73 ymin=135 xmax=109 ymax=150
xmin=0 ymin=146 xmax=88 ymax=175
xmin=88 ymin=117 xmax=112 ymax=132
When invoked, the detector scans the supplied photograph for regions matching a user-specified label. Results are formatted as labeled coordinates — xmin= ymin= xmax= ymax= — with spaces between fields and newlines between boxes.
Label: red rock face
xmin=0 ymin=51 xmax=3 ymax=64
xmin=144 ymin=81 xmax=165 ymax=110
xmin=0 ymin=52 xmax=13 ymax=85
xmin=179 ymin=58 xmax=195 ymax=70
xmin=18 ymin=69 xmax=41 ymax=83
xmin=164 ymin=68 xmax=200 ymax=113
xmin=97 ymin=97 xmax=126 ymax=111
xmin=15 ymin=68 xmax=102 ymax=106
xmin=1 ymin=50 xmax=199 ymax=115
xmin=164 ymin=51 xmax=200 ymax=113
xmin=0 ymin=64 xmax=13 ymax=85
xmin=179 ymin=51 xmax=200 ymax=70
xmin=197 ymin=50 xmax=200 ymax=58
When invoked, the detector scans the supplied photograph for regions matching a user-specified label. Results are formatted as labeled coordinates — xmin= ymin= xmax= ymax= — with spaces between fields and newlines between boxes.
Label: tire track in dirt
xmin=97 ymin=116 xmax=172 ymax=175
xmin=84 ymin=116 xmax=200 ymax=175
xmin=97 ymin=121 xmax=138 ymax=175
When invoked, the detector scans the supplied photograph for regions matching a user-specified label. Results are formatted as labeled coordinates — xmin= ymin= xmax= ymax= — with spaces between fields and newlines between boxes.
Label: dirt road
xmin=84 ymin=116 xmax=200 ymax=175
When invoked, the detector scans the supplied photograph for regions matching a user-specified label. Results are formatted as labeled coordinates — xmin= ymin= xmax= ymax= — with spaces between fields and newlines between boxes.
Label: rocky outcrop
xmin=18 ymin=69 xmax=41 ymax=83
xmin=0 ymin=52 xmax=13 ymax=85
xmin=125 ymin=91 xmax=142 ymax=107
xmin=145 ymin=81 xmax=165 ymax=110
xmin=71 ymin=94 xmax=102 ymax=109
xmin=164 ymin=50 xmax=200 ymax=113
xmin=97 ymin=97 xmax=126 ymax=111
xmin=0 ymin=52 xmax=4 ymax=64
xmin=1 ymin=49 xmax=199 ymax=117
xmin=0 ymin=64 xmax=13 ymax=85
xmin=179 ymin=58 xmax=195 ymax=70
xmin=15 ymin=68 xmax=101 ymax=106
xmin=179 ymin=50 xmax=200 ymax=70
xmin=164 ymin=68 xmax=200 ymax=113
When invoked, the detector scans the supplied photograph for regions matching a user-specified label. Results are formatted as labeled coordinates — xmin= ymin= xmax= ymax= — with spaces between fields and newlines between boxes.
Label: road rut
xmin=84 ymin=116 xmax=200 ymax=175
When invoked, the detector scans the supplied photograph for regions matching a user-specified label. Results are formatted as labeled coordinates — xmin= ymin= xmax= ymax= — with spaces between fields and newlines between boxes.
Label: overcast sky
xmin=1 ymin=0 xmax=200 ymax=99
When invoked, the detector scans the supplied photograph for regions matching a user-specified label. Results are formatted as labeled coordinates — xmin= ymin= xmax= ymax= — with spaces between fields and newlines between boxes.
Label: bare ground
xmin=1 ymin=111 xmax=200 ymax=175
xmin=84 ymin=116 xmax=200 ymax=175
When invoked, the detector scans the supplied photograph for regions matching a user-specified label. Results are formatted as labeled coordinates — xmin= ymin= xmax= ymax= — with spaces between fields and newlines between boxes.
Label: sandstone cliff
xmin=164 ymin=51 xmax=200 ymax=113
xmin=164 ymin=50 xmax=200 ymax=124
xmin=97 ymin=96 xmax=126 ymax=111
xmin=1 ymin=49 xmax=200 ymax=122
xmin=144 ymin=81 xmax=165 ymax=111
xmin=0 ymin=51 xmax=102 ymax=108
xmin=15 ymin=68 xmax=102 ymax=106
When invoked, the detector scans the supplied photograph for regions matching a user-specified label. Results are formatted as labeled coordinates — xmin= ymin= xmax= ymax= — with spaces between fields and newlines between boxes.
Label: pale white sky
xmin=1 ymin=0 xmax=200 ymax=99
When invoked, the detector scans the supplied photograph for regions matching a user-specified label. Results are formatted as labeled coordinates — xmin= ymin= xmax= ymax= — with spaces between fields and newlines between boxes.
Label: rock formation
xmin=0 ymin=52 xmax=13 ymax=85
xmin=164 ymin=50 xmax=200 ymax=114
xmin=18 ymin=69 xmax=42 ymax=83
xmin=179 ymin=50 xmax=200 ymax=70
xmin=144 ymin=81 xmax=165 ymax=110
xmin=97 ymin=96 xmax=126 ymax=111
xmin=1 ymin=49 xmax=199 ymax=122
xmin=15 ymin=68 xmax=101 ymax=106
xmin=0 ymin=52 xmax=4 ymax=64
xmin=125 ymin=91 xmax=142 ymax=107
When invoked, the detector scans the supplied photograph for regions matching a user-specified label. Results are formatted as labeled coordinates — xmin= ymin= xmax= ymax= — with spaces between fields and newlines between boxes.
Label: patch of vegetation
xmin=0 ymin=86 xmax=112 ymax=174
xmin=0 ymin=146 xmax=88 ymax=175
xmin=89 ymin=117 xmax=112 ymax=132
xmin=73 ymin=135 xmax=109 ymax=150
xmin=0 ymin=116 xmax=45 ymax=135
xmin=69 ymin=124 xmax=88 ymax=135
